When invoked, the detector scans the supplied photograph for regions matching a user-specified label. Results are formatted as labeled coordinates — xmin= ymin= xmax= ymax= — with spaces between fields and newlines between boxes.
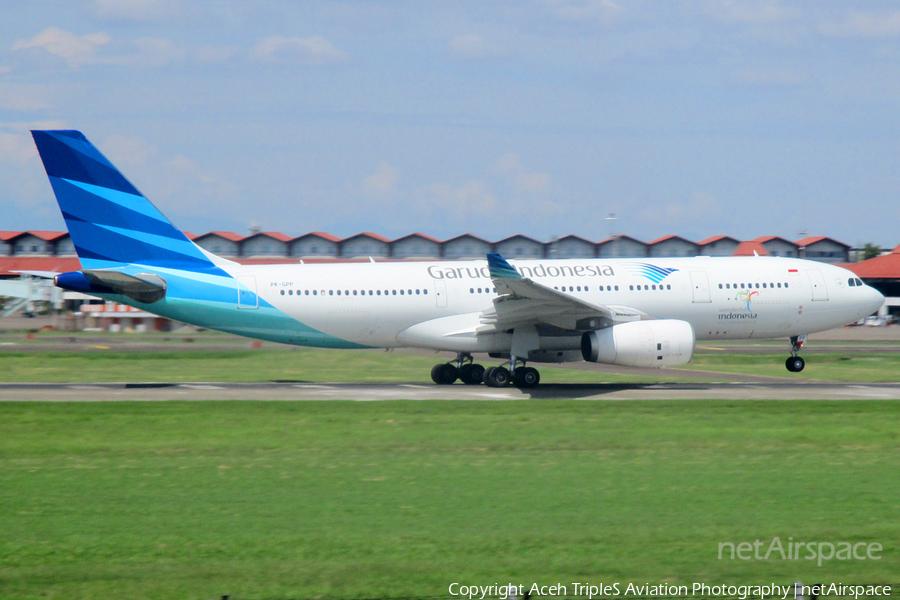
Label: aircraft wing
xmin=479 ymin=253 xmax=644 ymax=332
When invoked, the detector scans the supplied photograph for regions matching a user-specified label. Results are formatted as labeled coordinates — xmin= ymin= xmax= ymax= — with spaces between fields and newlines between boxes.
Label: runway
xmin=2 ymin=381 xmax=900 ymax=401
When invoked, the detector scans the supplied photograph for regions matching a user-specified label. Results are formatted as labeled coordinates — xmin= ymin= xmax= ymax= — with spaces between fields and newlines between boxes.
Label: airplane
xmin=31 ymin=130 xmax=884 ymax=388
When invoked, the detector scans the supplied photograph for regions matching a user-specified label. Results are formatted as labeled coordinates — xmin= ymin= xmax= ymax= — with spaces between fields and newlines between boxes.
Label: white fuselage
xmin=220 ymin=256 xmax=883 ymax=354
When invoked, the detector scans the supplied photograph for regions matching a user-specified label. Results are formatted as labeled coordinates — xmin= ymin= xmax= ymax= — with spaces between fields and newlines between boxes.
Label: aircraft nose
xmin=867 ymin=286 xmax=886 ymax=314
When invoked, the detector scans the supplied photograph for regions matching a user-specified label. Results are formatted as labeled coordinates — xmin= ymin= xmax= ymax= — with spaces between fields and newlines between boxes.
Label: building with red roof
xmin=240 ymin=231 xmax=291 ymax=257
xmin=597 ymin=235 xmax=647 ymax=258
xmin=732 ymin=240 xmax=770 ymax=257
xmin=751 ymin=236 xmax=798 ymax=258
xmin=648 ymin=235 xmax=699 ymax=258
xmin=193 ymin=231 xmax=245 ymax=256
xmin=339 ymin=232 xmax=391 ymax=258
xmin=551 ymin=234 xmax=596 ymax=258
xmin=698 ymin=235 xmax=740 ymax=256
xmin=289 ymin=232 xmax=341 ymax=258
xmin=796 ymin=236 xmax=851 ymax=263
xmin=391 ymin=233 xmax=442 ymax=259
xmin=442 ymin=234 xmax=492 ymax=259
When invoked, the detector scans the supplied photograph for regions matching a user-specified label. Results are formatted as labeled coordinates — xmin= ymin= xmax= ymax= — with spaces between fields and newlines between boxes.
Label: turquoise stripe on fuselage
xmin=102 ymin=265 xmax=368 ymax=349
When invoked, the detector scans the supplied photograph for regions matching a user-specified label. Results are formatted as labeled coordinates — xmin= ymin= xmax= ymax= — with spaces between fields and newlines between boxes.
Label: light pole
xmin=605 ymin=213 xmax=618 ymax=257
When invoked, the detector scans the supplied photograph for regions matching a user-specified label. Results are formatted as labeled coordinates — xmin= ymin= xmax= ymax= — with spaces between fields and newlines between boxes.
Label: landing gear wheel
xmin=785 ymin=356 xmax=805 ymax=373
xmin=513 ymin=366 xmax=540 ymax=388
xmin=484 ymin=366 xmax=511 ymax=387
xmin=459 ymin=363 xmax=485 ymax=385
xmin=431 ymin=363 xmax=458 ymax=384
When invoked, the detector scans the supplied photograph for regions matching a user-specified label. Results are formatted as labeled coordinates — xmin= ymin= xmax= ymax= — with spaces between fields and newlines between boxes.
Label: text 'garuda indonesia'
xmin=427 ymin=263 xmax=616 ymax=280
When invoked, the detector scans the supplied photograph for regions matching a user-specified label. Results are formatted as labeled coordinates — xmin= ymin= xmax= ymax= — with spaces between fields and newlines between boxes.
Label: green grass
xmin=678 ymin=353 xmax=900 ymax=382
xmin=0 ymin=348 xmax=704 ymax=384
xmin=3 ymin=345 xmax=900 ymax=383
xmin=1 ymin=401 xmax=898 ymax=599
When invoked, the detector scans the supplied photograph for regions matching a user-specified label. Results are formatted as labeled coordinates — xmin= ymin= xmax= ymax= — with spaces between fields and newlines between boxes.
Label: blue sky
xmin=2 ymin=0 xmax=899 ymax=248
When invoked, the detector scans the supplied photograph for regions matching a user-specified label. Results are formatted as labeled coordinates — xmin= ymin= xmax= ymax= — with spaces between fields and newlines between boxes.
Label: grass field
xmin=3 ymin=345 xmax=900 ymax=383
xmin=1 ymin=400 xmax=898 ymax=599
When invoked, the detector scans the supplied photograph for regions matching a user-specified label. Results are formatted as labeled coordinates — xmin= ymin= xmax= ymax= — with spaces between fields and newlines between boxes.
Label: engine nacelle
xmin=580 ymin=320 xmax=695 ymax=368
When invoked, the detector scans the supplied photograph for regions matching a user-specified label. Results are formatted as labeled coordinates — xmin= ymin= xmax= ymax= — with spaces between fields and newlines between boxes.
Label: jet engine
xmin=580 ymin=320 xmax=695 ymax=368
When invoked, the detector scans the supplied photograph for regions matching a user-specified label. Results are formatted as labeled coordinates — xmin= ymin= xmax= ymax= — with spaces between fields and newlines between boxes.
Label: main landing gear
xmin=431 ymin=353 xmax=486 ymax=385
xmin=430 ymin=354 xmax=541 ymax=388
xmin=785 ymin=335 xmax=806 ymax=372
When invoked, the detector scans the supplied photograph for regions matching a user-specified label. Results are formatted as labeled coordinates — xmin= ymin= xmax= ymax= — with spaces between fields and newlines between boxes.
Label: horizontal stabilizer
xmin=55 ymin=270 xmax=167 ymax=304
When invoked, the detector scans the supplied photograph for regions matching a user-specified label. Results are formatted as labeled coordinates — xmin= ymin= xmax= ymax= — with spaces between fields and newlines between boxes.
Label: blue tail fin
xmin=32 ymin=130 xmax=218 ymax=272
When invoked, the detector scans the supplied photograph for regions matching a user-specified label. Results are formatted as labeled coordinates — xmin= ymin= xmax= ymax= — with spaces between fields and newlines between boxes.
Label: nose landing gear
xmin=785 ymin=335 xmax=806 ymax=372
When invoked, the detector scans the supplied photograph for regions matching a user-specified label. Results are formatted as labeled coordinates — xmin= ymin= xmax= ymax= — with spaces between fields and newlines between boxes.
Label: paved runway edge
xmin=2 ymin=382 xmax=900 ymax=401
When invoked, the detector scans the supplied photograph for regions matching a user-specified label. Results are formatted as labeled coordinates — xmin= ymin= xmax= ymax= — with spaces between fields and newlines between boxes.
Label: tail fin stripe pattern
xmin=33 ymin=130 xmax=226 ymax=273
xmin=65 ymin=179 xmax=171 ymax=223
xmin=51 ymin=179 xmax=184 ymax=241
xmin=34 ymin=131 xmax=141 ymax=196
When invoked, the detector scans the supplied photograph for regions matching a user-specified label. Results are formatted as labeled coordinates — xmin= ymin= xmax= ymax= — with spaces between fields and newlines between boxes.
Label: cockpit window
xmin=849 ymin=277 xmax=856 ymax=287
xmin=856 ymin=278 xmax=864 ymax=286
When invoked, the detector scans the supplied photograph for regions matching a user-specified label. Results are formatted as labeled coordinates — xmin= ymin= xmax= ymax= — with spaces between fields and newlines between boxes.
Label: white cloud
xmin=11 ymin=27 xmax=111 ymax=69
xmin=428 ymin=180 xmax=498 ymax=214
xmin=124 ymin=37 xmax=186 ymax=66
xmin=252 ymin=35 xmax=347 ymax=65
xmin=94 ymin=0 xmax=179 ymax=22
xmin=101 ymin=134 xmax=159 ymax=166
xmin=819 ymin=11 xmax=900 ymax=39
xmin=448 ymin=34 xmax=504 ymax=59
xmin=0 ymin=130 xmax=38 ymax=166
xmin=0 ymin=84 xmax=56 ymax=111
xmin=363 ymin=162 xmax=399 ymax=196
xmin=11 ymin=27 xmax=184 ymax=68
xmin=494 ymin=153 xmax=551 ymax=195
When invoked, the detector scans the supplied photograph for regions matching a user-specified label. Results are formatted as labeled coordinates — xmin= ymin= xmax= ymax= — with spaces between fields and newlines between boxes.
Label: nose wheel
xmin=785 ymin=356 xmax=805 ymax=373
xmin=785 ymin=335 xmax=807 ymax=372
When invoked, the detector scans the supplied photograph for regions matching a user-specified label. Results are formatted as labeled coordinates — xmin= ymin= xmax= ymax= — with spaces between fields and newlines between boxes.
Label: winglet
xmin=487 ymin=253 xmax=522 ymax=279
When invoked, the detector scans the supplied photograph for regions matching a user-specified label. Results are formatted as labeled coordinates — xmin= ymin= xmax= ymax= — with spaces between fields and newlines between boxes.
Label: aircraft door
xmin=689 ymin=271 xmax=711 ymax=303
xmin=806 ymin=269 xmax=829 ymax=301
xmin=237 ymin=276 xmax=259 ymax=309
xmin=434 ymin=280 xmax=447 ymax=308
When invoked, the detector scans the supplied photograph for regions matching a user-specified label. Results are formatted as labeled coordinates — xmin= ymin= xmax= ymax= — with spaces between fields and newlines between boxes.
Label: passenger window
xmin=785 ymin=283 xmax=789 ymax=288
xmin=718 ymin=284 xmax=723 ymax=289
xmin=666 ymin=285 xmax=671 ymax=290
xmin=629 ymin=285 xmax=634 ymax=291
xmin=614 ymin=285 xmax=619 ymax=291
xmin=424 ymin=289 xmax=428 ymax=295
xmin=762 ymin=283 xmax=766 ymax=289
xmin=652 ymin=285 xmax=657 ymax=290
